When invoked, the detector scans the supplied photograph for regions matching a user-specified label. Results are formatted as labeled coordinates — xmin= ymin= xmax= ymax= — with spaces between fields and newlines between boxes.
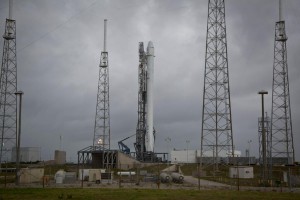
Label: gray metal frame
xmin=93 ymin=51 xmax=110 ymax=151
xmin=270 ymin=20 xmax=295 ymax=165
xmin=258 ymin=115 xmax=271 ymax=179
xmin=92 ymin=20 xmax=111 ymax=169
xmin=0 ymin=18 xmax=17 ymax=165
xmin=135 ymin=42 xmax=147 ymax=161
xmin=200 ymin=0 xmax=234 ymax=171
xmin=77 ymin=146 xmax=117 ymax=169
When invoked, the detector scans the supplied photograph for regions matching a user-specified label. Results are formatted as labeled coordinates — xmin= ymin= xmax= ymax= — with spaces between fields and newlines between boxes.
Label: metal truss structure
xmin=134 ymin=42 xmax=147 ymax=161
xmin=91 ymin=19 xmax=113 ymax=168
xmin=77 ymin=146 xmax=117 ymax=169
xmin=0 ymin=18 xmax=17 ymax=165
xmin=270 ymin=19 xmax=295 ymax=165
xmin=258 ymin=114 xmax=271 ymax=179
xmin=200 ymin=0 xmax=234 ymax=171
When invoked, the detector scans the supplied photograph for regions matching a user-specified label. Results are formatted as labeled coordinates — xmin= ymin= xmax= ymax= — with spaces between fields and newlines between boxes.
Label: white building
xmin=170 ymin=149 xmax=242 ymax=164
xmin=229 ymin=166 xmax=254 ymax=179
xmin=20 ymin=168 xmax=44 ymax=183
xmin=11 ymin=147 xmax=41 ymax=162
xmin=171 ymin=150 xmax=197 ymax=163
xmin=200 ymin=150 xmax=241 ymax=157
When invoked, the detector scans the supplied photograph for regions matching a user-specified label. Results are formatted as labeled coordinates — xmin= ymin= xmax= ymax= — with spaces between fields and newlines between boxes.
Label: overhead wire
xmin=16 ymin=0 xmax=193 ymax=53
xmin=16 ymin=0 xmax=98 ymax=53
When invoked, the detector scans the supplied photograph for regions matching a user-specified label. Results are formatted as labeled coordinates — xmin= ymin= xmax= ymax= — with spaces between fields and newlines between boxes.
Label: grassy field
xmin=0 ymin=188 xmax=299 ymax=200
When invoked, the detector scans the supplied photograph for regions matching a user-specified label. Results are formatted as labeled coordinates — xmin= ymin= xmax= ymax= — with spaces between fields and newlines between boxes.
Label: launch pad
xmin=77 ymin=21 xmax=163 ymax=170
xmin=77 ymin=146 xmax=168 ymax=170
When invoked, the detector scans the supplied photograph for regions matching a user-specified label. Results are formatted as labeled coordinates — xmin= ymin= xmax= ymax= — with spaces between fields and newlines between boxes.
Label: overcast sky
xmin=0 ymin=0 xmax=299 ymax=162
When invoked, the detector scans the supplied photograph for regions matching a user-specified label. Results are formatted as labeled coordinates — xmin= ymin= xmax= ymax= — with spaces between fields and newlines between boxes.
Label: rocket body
xmin=146 ymin=41 xmax=154 ymax=152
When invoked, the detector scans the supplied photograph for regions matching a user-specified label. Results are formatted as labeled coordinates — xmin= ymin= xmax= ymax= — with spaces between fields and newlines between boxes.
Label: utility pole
xmin=258 ymin=90 xmax=268 ymax=185
xmin=15 ymin=91 xmax=23 ymax=185
xmin=248 ymin=140 xmax=252 ymax=166
xmin=186 ymin=140 xmax=190 ymax=164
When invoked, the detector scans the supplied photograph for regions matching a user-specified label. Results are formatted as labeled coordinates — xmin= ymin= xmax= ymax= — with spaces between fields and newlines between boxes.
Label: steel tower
xmin=0 ymin=2 xmax=17 ymax=165
xmin=270 ymin=1 xmax=295 ymax=165
xmin=135 ymin=42 xmax=147 ymax=161
xmin=93 ymin=19 xmax=110 ymax=153
xmin=200 ymin=0 xmax=234 ymax=171
xmin=258 ymin=114 xmax=271 ymax=179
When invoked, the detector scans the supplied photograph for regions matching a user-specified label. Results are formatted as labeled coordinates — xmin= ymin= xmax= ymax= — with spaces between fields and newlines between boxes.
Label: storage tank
xmin=11 ymin=147 xmax=41 ymax=162
xmin=160 ymin=172 xmax=172 ymax=183
xmin=54 ymin=170 xmax=66 ymax=184
xmin=171 ymin=172 xmax=184 ymax=183
xmin=54 ymin=150 xmax=66 ymax=165
xmin=117 ymin=171 xmax=136 ymax=176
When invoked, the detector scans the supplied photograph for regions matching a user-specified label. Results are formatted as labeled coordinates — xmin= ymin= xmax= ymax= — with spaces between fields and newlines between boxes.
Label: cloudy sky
xmin=0 ymin=0 xmax=299 ymax=162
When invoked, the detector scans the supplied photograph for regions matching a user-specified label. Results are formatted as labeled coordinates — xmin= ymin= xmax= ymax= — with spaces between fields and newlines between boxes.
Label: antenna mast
xmin=9 ymin=0 xmax=13 ymax=20
xmin=279 ymin=0 xmax=282 ymax=21
xmin=103 ymin=19 xmax=107 ymax=52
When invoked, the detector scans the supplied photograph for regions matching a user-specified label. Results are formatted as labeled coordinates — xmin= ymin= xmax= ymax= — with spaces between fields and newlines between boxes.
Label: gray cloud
xmin=0 ymin=0 xmax=299 ymax=162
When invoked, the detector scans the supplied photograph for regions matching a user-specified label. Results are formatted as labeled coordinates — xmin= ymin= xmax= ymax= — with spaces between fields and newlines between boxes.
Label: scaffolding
xmin=77 ymin=146 xmax=117 ymax=169
xmin=134 ymin=42 xmax=147 ymax=161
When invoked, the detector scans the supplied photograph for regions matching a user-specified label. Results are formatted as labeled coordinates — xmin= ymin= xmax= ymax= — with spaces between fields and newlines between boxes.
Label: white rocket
xmin=146 ymin=41 xmax=154 ymax=152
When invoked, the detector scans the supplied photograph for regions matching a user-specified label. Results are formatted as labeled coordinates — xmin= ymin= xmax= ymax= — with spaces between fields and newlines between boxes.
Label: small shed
xmin=88 ymin=169 xmax=101 ymax=182
xmin=78 ymin=169 xmax=104 ymax=182
xmin=229 ymin=166 xmax=253 ymax=179
xmin=54 ymin=169 xmax=66 ymax=184
xmin=20 ymin=168 xmax=44 ymax=184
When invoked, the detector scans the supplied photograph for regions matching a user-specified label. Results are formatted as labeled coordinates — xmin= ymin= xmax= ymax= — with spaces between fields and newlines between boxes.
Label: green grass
xmin=180 ymin=164 xmax=300 ymax=187
xmin=0 ymin=188 xmax=299 ymax=200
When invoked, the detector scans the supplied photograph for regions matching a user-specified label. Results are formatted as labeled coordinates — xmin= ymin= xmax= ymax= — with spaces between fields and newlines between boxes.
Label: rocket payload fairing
xmin=146 ymin=41 xmax=154 ymax=152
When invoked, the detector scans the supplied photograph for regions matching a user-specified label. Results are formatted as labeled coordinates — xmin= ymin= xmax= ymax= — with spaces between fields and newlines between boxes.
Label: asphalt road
xmin=184 ymin=176 xmax=230 ymax=188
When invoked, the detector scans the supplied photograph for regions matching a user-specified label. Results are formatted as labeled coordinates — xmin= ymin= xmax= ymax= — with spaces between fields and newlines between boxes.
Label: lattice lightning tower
xmin=270 ymin=0 xmax=295 ymax=165
xmin=93 ymin=19 xmax=110 ymax=151
xmin=0 ymin=1 xmax=17 ymax=165
xmin=200 ymin=0 xmax=234 ymax=170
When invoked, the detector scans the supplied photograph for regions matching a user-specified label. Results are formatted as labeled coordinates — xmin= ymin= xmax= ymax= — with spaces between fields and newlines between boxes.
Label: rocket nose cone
xmin=147 ymin=41 xmax=154 ymax=55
